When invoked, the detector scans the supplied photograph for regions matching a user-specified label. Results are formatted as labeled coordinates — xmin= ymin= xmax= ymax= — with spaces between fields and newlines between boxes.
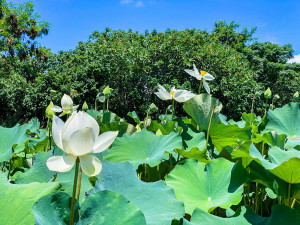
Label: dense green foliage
xmin=0 ymin=1 xmax=299 ymax=126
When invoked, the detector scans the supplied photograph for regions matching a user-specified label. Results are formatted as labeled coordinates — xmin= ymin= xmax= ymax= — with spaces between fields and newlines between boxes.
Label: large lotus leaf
xmin=165 ymin=158 xmax=246 ymax=214
xmin=104 ymin=129 xmax=182 ymax=169
xmin=79 ymin=190 xmax=146 ymax=225
xmin=183 ymin=94 xmax=222 ymax=131
xmin=93 ymin=161 xmax=184 ymax=225
xmin=32 ymin=192 xmax=79 ymax=225
xmin=249 ymin=144 xmax=300 ymax=183
xmin=182 ymin=207 xmax=252 ymax=225
xmin=0 ymin=123 xmax=30 ymax=162
xmin=0 ymin=172 xmax=60 ymax=225
xmin=210 ymin=123 xmax=252 ymax=150
xmin=13 ymin=151 xmax=55 ymax=184
xmin=147 ymin=120 xmax=180 ymax=135
xmin=263 ymin=103 xmax=300 ymax=149
xmin=244 ymin=204 xmax=300 ymax=225
xmin=262 ymin=131 xmax=287 ymax=149
xmin=181 ymin=126 xmax=206 ymax=151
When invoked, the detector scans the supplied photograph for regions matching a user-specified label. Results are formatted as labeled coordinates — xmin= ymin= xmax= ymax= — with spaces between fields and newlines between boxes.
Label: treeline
xmin=0 ymin=1 xmax=299 ymax=125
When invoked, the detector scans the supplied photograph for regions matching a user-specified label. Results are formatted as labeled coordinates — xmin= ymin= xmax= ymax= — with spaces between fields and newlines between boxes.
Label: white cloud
xmin=120 ymin=0 xmax=134 ymax=4
xmin=287 ymin=54 xmax=300 ymax=64
xmin=135 ymin=1 xmax=144 ymax=7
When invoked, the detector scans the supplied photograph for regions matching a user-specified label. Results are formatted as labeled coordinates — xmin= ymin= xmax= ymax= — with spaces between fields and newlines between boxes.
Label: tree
xmin=0 ymin=0 xmax=50 ymax=77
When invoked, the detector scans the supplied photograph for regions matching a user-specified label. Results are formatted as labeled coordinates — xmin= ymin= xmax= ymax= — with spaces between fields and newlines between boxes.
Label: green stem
xmin=205 ymin=106 xmax=215 ymax=155
xmin=198 ymin=79 xmax=203 ymax=94
xmin=106 ymin=98 xmax=109 ymax=111
xmin=261 ymin=141 xmax=265 ymax=156
xmin=101 ymin=101 xmax=105 ymax=123
xmin=286 ymin=182 xmax=292 ymax=206
xmin=255 ymin=182 xmax=259 ymax=214
xmin=169 ymin=154 xmax=173 ymax=170
xmin=171 ymin=99 xmax=175 ymax=121
xmin=70 ymin=158 xmax=79 ymax=225
xmin=264 ymin=99 xmax=268 ymax=117
xmin=291 ymin=199 xmax=296 ymax=208
xmin=76 ymin=168 xmax=82 ymax=202
xmin=7 ymin=158 xmax=12 ymax=180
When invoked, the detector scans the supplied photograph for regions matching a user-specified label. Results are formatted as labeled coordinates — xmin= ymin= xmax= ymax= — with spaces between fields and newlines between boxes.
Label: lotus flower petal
xmin=80 ymin=155 xmax=102 ymax=176
xmin=51 ymin=106 xmax=63 ymax=113
xmin=52 ymin=115 xmax=65 ymax=151
xmin=61 ymin=94 xmax=73 ymax=111
xmin=173 ymin=90 xmax=196 ymax=102
xmin=203 ymin=80 xmax=210 ymax=94
xmin=203 ymin=73 xmax=215 ymax=81
xmin=46 ymin=155 xmax=76 ymax=172
xmin=69 ymin=127 xmax=96 ymax=156
xmin=92 ymin=131 xmax=119 ymax=153
xmin=155 ymin=84 xmax=172 ymax=100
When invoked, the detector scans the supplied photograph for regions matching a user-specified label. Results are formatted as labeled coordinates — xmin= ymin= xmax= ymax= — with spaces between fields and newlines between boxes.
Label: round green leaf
xmin=80 ymin=190 xmax=146 ymax=225
xmin=183 ymin=94 xmax=222 ymax=131
xmin=13 ymin=151 xmax=55 ymax=184
xmin=249 ymin=144 xmax=300 ymax=183
xmin=263 ymin=103 xmax=300 ymax=149
xmin=32 ymin=192 xmax=79 ymax=225
xmin=93 ymin=161 xmax=184 ymax=225
xmin=0 ymin=172 xmax=60 ymax=225
xmin=166 ymin=158 xmax=245 ymax=214
xmin=104 ymin=129 xmax=182 ymax=169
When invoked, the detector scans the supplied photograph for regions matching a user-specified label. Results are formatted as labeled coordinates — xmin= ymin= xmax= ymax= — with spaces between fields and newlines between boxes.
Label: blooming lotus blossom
xmin=184 ymin=64 xmax=215 ymax=93
xmin=46 ymin=111 xmax=118 ymax=176
xmin=51 ymin=94 xmax=79 ymax=114
xmin=155 ymin=84 xmax=195 ymax=102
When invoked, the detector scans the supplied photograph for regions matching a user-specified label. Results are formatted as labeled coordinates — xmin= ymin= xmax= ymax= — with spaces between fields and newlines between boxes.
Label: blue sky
xmin=11 ymin=0 xmax=300 ymax=59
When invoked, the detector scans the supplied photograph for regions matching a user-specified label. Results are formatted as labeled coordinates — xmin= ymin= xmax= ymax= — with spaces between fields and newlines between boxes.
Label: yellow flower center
xmin=170 ymin=91 xmax=175 ymax=98
xmin=200 ymin=71 xmax=207 ymax=76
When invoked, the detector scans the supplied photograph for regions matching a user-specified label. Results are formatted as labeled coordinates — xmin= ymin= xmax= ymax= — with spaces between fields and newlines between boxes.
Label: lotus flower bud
xmin=293 ymin=91 xmax=299 ymax=100
xmin=274 ymin=94 xmax=280 ymax=100
xmin=61 ymin=94 xmax=73 ymax=111
xmin=264 ymin=88 xmax=272 ymax=99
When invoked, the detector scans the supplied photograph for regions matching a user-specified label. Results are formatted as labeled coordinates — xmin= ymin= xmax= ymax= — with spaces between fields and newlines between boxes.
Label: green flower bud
xmin=264 ymin=88 xmax=272 ymax=99
xmin=46 ymin=101 xmax=55 ymax=119
xmin=274 ymin=94 xmax=280 ymax=100
xmin=293 ymin=91 xmax=299 ymax=100
xmin=103 ymin=85 xmax=113 ymax=99
xmin=82 ymin=101 xmax=88 ymax=112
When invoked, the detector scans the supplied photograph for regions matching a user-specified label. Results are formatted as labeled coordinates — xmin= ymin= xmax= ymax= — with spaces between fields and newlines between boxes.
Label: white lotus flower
xmin=155 ymin=84 xmax=195 ymax=102
xmin=51 ymin=94 xmax=79 ymax=114
xmin=184 ymin=64 xmax=215 ymax=93
xmin=46 ymin=111 xmax=118 ymax=176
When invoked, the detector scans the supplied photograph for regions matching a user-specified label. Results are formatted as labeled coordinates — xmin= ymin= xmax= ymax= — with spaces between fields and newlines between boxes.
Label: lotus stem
xmin=291 ymin=199 xmax=296 ymax=208
xmin=198 ymin=79 xmax=203 ymax=94
xmin=255 ymin=182 xmax=259 ymax=214
xmin=171 ymin=99 xmax=175 ymax=121
xmin=76 ymin=167 xmax=82 ymax=202
xmin=106 ymin=98 xmax=109 ymax=111
xmin=7 ymin=158 xmax=12 ymax=180
xmin=264 ymin=99 xmax=268 ymax=117
xmin=101 ymin=101 xmax=105 ymax=123
xmin=285 ymin=182 xmax=292 ymax=206
xmin=70 ymin=158 xmax=79 ymax=225
xmin=205 ymin=105 xmax=215 ymax=154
